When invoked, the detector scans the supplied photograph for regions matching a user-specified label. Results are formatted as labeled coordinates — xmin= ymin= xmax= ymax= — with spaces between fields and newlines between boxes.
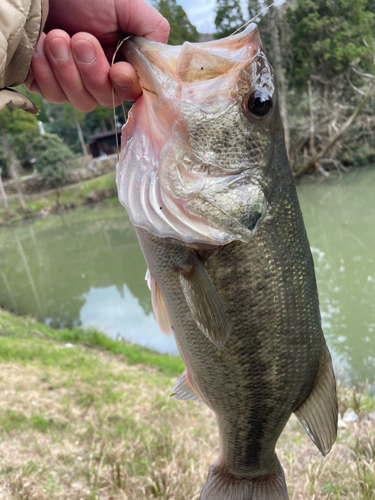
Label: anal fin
xmin=146 ymin=269 xmax=173 ymax=336
xmin=295 ymin=345 xmax=338 ymax=456
xmin=171 ymin=370 xmax=202 ymax=402
xmin=179 ymin=256 xmax=229 ymax=348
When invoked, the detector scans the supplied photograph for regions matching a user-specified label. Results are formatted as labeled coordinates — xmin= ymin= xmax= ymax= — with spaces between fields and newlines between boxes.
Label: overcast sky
xmin=146 ymin=0 xmax=250 ymax=34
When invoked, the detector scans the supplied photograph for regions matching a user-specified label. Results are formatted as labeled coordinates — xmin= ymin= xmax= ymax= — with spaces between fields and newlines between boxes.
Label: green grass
xmin=0 ymin=308 xmax=374 ymax=499
xmin=0 ymin=309 xmax=184 ymax=377
xmin=0 ymin=173 xmax=118 ymax=224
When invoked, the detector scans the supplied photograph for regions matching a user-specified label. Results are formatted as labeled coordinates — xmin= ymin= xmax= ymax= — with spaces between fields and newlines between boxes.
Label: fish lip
xmin=121 ymin=23 xmax=263 ymax=92
xmin=120 ymin=39 xmax=160 ymax=96
xmin=124 ymin=22 xmax=261 ymax=54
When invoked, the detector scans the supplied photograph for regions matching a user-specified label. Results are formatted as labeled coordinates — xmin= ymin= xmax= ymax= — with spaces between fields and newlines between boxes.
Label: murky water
xmin=0 ymin=167 xmax=374 ymax=385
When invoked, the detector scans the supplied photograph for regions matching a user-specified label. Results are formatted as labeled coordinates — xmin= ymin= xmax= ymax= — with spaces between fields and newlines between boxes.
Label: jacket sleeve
xmin=0 ymin=0 xmax=49 ymax=113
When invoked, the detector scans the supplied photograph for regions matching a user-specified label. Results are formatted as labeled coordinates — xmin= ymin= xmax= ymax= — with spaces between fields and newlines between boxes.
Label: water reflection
xmin=0 ymin=167 xmax=374 ymax=384
xmin=79 ymin=285 xmax=175 ymax=353
xmin=0 ymin=206 xmax=177 ymax=353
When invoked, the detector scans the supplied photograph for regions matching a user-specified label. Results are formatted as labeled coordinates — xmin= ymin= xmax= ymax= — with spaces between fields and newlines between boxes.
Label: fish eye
xmin=247 ymin=89 xmax=272 ymax=118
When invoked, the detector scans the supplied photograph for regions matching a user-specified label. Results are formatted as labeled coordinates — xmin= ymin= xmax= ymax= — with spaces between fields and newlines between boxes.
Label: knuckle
xmin=156 ymin=16 xmax=171 ymax=41
xmin=98 ymin=100 xmax=117 ymax=109
xmin=47 ymin=95 xmax=67 ymax=105
xmin=76 ymin=102 xmax=97 ymax=113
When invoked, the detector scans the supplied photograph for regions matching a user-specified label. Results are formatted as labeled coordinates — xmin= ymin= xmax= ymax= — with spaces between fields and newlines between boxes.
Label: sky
xmin=146 ymin=0 xmax=251 ymax=34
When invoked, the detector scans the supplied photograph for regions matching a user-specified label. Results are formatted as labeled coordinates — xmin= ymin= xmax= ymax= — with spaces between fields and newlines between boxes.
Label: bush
xmin=32 ymin=133 xmax=75 ymax=169
xmin=32 ymin=134 xmax=75 ymax=201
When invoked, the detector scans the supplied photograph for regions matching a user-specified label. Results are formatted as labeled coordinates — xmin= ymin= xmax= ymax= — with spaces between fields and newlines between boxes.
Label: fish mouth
xmin=117 ymin=26 xmax=273 ymax=246
xmin=121 ymin=24 xmax=262 ymax=96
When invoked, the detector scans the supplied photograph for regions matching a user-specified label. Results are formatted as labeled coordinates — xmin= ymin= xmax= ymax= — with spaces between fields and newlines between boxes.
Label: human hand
xmin=24 ymin=0 xmax=169 ymax=111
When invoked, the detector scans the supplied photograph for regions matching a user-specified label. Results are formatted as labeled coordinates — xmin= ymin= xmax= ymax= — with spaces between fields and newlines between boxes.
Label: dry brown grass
xmin=0 ymin=338 xmax=374 ymax=500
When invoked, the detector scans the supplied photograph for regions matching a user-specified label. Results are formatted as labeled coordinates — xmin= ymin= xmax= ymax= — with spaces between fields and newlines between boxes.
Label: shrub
xmin=32 ymin=134 xmax=75 ymax=204
xmin=32 ymin=133 xmax=75 ymax=168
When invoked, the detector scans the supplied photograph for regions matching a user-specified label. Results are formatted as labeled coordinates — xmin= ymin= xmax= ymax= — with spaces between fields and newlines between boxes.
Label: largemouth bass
xmin=117 ymin=24 xmax=338 ymax=500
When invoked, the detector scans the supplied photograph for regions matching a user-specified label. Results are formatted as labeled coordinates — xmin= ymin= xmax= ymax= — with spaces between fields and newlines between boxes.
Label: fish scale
xmin=119 ymin=23 xmax=337 ymax=500
xmin=137 ymin=181 xmax=324 ymax=483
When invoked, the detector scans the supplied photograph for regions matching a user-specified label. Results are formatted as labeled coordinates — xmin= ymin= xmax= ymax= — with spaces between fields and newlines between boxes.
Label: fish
xmin=117 ymin=24 xmax=338 ymax=500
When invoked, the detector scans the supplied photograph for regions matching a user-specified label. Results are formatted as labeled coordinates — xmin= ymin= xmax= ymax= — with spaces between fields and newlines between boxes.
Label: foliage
xmin=214 ymin=0 xmax=245 ymax=39
xmin=32 ymin=133 xmax=75 ymax=166
xmin=15 ymin=85 xmax=49 ymax=123
xmin=0 ymin=172 xmax=118 ymax=222
xmin=154 ymin=0 xmax=199 ymax=44
xmin=0 ymin=106 xmax=39 ymax=167
xmin=62 ymin=102 xmax=85 ymax=128
xmin=32 ymin=134 xmax=75 ymax=195
xmin=287 ymin=0 xmax=375 ymax=87
xmin=248 ymin=0 xmax=264 ymax=21
xmin=92 ymin=105 xmax=114 ymax=127
xmin=0 ymin=106 xmax=39 ymax=137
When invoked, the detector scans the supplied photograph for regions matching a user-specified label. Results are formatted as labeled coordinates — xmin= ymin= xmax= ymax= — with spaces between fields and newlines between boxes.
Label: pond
xmin=0 ymin=167 xmax=374 ymax=386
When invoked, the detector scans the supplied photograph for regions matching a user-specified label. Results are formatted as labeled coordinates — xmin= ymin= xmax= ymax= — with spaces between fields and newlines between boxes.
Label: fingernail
xmin=50 ymin=38 xmax=69 ymax=62
xmin=112 ymin=75 xmax=132 ymax=89
xmin=73 ymin=40 xmax=96 ymax=64
xmin=34 ymin=38 xmax=44 ymax=57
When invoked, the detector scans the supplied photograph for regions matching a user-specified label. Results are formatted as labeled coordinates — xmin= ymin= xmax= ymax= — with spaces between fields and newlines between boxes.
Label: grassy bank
xmin=0 ymin=173 xmax=117 ymax=226
xmin=0 ymin=311 xmax=374 ymax=499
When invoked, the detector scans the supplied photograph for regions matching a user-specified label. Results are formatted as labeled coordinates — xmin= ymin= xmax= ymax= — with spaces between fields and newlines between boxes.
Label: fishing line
xmin=111 ymin=36 xmax=131 ymax=160
xmin=231 ymin=0 xmax=282 ymax=36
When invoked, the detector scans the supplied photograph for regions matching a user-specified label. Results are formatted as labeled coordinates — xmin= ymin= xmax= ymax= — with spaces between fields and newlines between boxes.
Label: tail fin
xmin=200 ymin=459 xmax=288 ymax=500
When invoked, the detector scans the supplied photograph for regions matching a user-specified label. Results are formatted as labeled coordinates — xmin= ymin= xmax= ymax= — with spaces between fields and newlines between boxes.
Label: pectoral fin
xmin=146 ymin=269 xmax=173 ymax=337
xmin=179 ymin=257 xmax=230 ymax=348
xmin=171 ymin=370 xmax=202 ymax=402
xmin=295 ymin=345 xmax=338 ymax=456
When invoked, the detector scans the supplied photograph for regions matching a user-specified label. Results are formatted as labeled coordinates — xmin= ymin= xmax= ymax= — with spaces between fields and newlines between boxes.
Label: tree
xmin=0 ymin=106 xmax=39 ymax=172
xmin=0 ymin=107 xmax=39 ymax=211
xmin=16 ymin=85 xmax=49 ymax=123
xmin=214 ymin=0 xmax=245 ymax=39
xmin=91 ymin=105 xmax=114 ymax=132
xmin=0 ymin=167 xmax=9 ymax=214
xmin=248 ymin=0 xmax=265 ymax=22
xmin=32 ymin=133 xmax=75 ymax=205
xmin=63 ymin=103 xmax=89 ymax=158
xmin=287 ymin=0 xmax=375 ymax=87
xmin=155 ymin=0 xmax=199 ymax=44
xmin=175 ymin=3 xmax=199 ymax=42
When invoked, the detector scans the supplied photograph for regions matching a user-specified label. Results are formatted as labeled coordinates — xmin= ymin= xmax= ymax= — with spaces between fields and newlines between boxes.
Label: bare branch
xmin=347 ymin=74 xmax=366 ymax=96
xmin=352 ymin=67 xmax=375 ymax=79
xmin=295 ymin=81 xmax=375 ymax=177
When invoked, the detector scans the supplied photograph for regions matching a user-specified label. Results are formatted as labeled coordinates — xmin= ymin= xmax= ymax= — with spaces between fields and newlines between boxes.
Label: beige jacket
xmin=0 ymin=0 xmax=48 ymax=114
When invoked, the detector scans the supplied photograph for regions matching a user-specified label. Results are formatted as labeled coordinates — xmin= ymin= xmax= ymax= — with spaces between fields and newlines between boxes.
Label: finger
xmin=110 ymin=62 xmax=142 ymax=101
xmin=71 ymin=33 xmax=122 ymax=108
xmin=44 ymin=30 xmax=98 ymax=112
xmin=116 ymin=0 xmax=170 ymax=44
xmin=24 ymin=68 xmax=42 ymax=95
xmin=28 ymin=33 xmax=68 ymax=104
